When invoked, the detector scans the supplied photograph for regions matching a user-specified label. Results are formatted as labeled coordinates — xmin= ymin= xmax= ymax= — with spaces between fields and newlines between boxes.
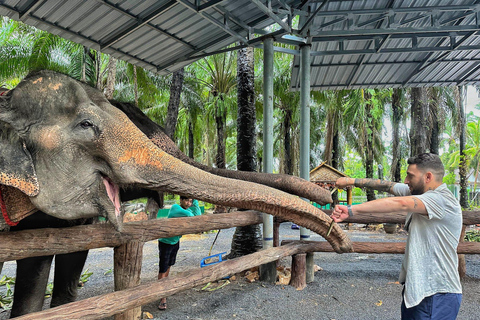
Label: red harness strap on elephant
xmin=0 ymin=187 xmax=19 ymax=226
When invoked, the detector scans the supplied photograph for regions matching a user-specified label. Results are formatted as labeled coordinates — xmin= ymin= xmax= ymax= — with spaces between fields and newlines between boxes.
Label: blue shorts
xmin=401 ymin=290 xmax=462 ymax=320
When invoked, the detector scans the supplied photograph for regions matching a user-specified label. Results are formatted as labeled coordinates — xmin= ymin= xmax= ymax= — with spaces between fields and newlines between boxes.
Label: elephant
xmin=0 ymin=70 xmax=352 ymax=316
xmin=112 ymin=100 xmax=333 ymax=207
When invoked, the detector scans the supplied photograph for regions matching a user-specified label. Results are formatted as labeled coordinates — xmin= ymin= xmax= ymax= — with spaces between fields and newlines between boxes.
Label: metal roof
xmin=291 ymin=0 xmax=480 ymax=90
xmin=2 ymin=1 xmax=480 ymax=89
xmin=0 ymin=0 xmax=301 ymax=74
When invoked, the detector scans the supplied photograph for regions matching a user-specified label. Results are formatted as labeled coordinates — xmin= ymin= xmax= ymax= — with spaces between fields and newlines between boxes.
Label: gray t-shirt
xmin=392 ymin=183 xmax=462 ymax=308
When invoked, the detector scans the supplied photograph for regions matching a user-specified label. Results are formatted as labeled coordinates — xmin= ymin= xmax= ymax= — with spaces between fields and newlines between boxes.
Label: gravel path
xmin=1 ymin=223 xmax=480 ymax=319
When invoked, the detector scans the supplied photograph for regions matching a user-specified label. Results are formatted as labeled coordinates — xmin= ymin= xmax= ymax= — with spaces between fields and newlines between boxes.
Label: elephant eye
xmin=80 ymin=120 xmax=94 ymax=129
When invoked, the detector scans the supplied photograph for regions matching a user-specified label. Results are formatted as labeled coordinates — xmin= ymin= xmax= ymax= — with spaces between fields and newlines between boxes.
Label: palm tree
xmin=272 ymin=53 xmax=300 ymax=176
xmin=390 ymin=88 xmax=408 ymax=182
xmin=228 ymin=46 xmax=262 ymax=258
xmin=344 ymin=89 xmax=390 ymax=201
xmin=410 ymin=88 xmax=429 ymax=156
xmin=311 ymin=90 xmax=349 ymax=170
xmin=195 ymin=52 xmax=237 ymax=169
xmin=164 ymin=68 xmax=185 ymax=140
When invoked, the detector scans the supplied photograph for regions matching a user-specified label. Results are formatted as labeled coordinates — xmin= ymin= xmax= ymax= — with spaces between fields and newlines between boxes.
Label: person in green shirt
xmin=157 ymin=195 xmax=201 ymax=310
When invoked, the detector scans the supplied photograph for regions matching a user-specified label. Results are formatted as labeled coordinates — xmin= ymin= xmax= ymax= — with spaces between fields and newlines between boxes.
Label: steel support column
xmin=262 ymin=37 xmax=274 ymax=249
xmin=260 ymin=37 xmax=276 ymax=283
xmin=299 ymin=43 xmax=311 ymax=241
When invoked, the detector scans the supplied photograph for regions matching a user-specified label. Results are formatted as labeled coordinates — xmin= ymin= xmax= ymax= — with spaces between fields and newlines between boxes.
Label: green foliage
xmin=79 ymin=268 xmax=93 ymax=286
xmin=464 ymin=229 xmax=480 ymax=242
xmin=45 ymin=282 xmax=54 ymax=298
xmin=0 ymin=275 xmax=15 ymax=310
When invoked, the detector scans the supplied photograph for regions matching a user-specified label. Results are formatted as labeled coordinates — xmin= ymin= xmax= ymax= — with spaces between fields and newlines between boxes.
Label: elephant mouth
xmin=102 ymin=176 xmax=121 ymax=219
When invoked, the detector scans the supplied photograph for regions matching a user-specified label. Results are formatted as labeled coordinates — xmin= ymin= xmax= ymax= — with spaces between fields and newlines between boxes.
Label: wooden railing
xmin=3 ymin=209 xmax=480 ymax=319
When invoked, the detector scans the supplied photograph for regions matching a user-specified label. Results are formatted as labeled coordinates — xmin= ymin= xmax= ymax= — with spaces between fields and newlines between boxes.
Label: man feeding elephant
xmin=157 ymin=196 xmax=201 ymax=310
xmin=332 ymin=153 xmax=462 ymax=320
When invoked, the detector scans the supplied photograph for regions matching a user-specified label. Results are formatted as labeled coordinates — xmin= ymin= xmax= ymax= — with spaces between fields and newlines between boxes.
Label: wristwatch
xmin=347 ymin=204 xmax=354 ymax=217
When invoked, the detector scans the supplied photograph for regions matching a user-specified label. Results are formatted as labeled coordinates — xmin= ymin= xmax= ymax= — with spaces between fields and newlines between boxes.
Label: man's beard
xmin=410 ymin=181 xmax=425 ymax=195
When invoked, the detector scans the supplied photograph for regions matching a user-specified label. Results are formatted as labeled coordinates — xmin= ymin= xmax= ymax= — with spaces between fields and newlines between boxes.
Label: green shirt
xmin=158 ymin=199 xmax=202 ymax=245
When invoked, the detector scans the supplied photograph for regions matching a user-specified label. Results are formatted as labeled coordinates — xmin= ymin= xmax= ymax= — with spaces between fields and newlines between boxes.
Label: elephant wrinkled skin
xmin=0 ymin=71 xmax=352 ymax=316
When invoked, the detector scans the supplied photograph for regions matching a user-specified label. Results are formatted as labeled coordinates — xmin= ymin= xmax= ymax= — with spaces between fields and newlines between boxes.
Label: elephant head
xmin=0 ymin=70 xmax=352 ymax=253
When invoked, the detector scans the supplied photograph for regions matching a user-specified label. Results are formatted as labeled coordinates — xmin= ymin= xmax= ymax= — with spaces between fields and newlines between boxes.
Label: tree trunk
xmin=164 ymin=67 xmax=185 ymax=140
xmin=331 ymin=131 xmax=340 ymax=203
xmin=458 ymin=86 xmax=468 ymax=278
xmin=429 ymin=89 xmax=440 ymax=154
xmin=81 ymin=46 xmax=88 ymax=82
xmin=410 ymin=88 xmax=429 ymax=156
xmin=215 ymin=101 xmax=227 ymax=169
xmin=365 ymin=150 xmax=376 ymax=201
xmin=133 ymin=65 xmax=138 ymax=108
xmin=459 ymin=86 xmax=468 ymax=209
xmin=104 ymin=57 xmax=117 ymax=100
xmin=188 ymin=121 xmax=194 ymax=159
xmin=331 ymin=132 xmax=340 ymax=169
xmin=366 ymin=101 xmax=376 ymax=202
xmin=283 ymin=108 xmax=293 ymax=175
xmin=96 ymin=50 xmax=102 ymax=90
xmin=391 ymin=89 xmax=403 ymax=182
xmin=229 ymin=47 xmax=262 ymax=258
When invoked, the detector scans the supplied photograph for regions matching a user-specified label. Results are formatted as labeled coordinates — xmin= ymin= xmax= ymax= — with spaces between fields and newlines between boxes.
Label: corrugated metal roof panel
xmin=291 ymin=0 xmax=480 ymax=89
xmin=3 ymin=0 xmax=480 ymax=88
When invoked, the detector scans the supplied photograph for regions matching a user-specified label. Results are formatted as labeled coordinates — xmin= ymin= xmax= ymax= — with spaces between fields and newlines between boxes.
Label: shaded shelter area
xmin=1 ymin=1 xmax=480 ymax=319
xmin=2 ymin=1 xmax=480 ymax=89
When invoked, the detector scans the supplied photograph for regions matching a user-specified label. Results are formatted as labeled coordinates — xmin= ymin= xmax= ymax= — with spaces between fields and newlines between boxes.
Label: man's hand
xmin=331 ymin=205 xmax=350 ymax=223
xmin=335 ymin=177 xmax=353 ymax=189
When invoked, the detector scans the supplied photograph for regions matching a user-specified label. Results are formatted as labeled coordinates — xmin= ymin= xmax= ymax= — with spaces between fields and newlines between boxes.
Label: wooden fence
xmin=2 ymin=209 xmax=480 ymax=319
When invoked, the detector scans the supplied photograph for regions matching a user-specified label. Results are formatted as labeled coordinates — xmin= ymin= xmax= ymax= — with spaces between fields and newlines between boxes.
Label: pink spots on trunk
xmin=117 ymin=148 xmax=164 ymax=170
xmin=48 ymin=83 xmax=62 ymax=91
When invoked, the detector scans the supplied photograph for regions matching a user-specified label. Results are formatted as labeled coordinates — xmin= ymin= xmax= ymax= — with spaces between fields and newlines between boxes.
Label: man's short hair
xmin=180 ymin=195 xmax=190 ymax=200
xmin=407 ymin=153 xmax=445 ymax=180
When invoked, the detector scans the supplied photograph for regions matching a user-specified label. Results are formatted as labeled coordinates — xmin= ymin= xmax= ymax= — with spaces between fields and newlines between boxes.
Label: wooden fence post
xmin=114 ymin=241 xmax=144 ymax=320
xmin=290 ymin=253 xmax=306 ymax=290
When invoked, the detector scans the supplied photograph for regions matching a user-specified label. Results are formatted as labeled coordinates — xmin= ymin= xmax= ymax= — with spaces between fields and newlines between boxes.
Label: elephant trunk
xmin=102 ymin=109 xmax=352 ymax=253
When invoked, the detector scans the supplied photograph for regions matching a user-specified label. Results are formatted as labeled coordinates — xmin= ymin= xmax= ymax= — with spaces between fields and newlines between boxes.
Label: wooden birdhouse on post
xmin=309 ymin=161 xmax=352 ymax=206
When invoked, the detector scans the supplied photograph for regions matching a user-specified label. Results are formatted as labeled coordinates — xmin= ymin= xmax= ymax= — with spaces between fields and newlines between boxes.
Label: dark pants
xmin=401 ymin=290 xmax=462 ymax=320
xmin=158 ymin=241 xmax=180 ymax=273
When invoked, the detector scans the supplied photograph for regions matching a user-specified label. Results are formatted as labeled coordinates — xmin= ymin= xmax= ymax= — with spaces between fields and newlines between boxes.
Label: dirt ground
xmin=1 ymin=223 xmax=480 ymax=320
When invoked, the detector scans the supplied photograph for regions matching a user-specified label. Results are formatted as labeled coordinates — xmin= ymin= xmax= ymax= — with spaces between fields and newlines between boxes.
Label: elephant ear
xmin=0 ymin=93 xmax=39 ymax=197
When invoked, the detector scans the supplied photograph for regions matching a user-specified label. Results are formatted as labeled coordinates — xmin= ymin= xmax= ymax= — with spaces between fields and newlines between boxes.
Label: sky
xmin=466 ymin=86 xmax=480 ymax=115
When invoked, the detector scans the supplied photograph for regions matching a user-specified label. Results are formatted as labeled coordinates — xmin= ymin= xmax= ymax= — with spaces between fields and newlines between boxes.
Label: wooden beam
xmin=0 ymin=211 xmax=263 ymax=262
xmin=2 ymin=209 xmax=480 ymax=262
xmin=281 ymin=240 xmax=480 ymax=254
xmin=14 ymin=242 xmax=319 ymax=320
xmin=322 ymin=209 xmax=480 ymax=225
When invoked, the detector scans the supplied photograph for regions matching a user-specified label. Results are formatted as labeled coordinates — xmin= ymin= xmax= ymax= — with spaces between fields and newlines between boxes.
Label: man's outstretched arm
xmin=335 ymin=177 xmax=398 ymax=194
xmin=331 ymin=196 xmax=427 ymax=223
